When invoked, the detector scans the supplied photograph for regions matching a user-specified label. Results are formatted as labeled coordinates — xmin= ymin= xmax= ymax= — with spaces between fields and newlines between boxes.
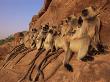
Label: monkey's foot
xmin=81 ymin=56 xmax=94 ymax=62
xmin=97 ymin=44 xmax=105 ymax=54
xmin=64 ymin=63 xmax=73 ymax=72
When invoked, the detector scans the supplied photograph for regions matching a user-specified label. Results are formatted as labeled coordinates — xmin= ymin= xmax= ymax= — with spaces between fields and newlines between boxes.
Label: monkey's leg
xmin=91 ymin=39 xmax=98 ymax=51
xmin=18 ymin=49 xmax=45 ymax=82
xmin=39 ymin=38 xmax=45 ymax=50
xmin=63 ymin=47 xmax=73 ymax=72
xmin=77 ymin=38 xmax=90 ymax=61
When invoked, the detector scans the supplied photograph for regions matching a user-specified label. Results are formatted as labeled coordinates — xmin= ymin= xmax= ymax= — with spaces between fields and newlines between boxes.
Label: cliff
xmin=0 ymin=0 xmax=110 ymax=82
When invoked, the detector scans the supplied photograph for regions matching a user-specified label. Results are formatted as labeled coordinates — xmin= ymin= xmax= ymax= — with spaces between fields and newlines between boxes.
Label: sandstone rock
xmin=0 ymin=0 xmax=110 ymax=82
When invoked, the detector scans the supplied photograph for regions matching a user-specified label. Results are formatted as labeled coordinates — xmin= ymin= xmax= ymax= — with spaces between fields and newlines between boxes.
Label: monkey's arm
xmin=71 ymin=29 xmax=83 ymax=40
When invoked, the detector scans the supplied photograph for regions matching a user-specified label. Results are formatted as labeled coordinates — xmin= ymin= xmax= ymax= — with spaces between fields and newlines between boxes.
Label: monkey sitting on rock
xmin=62 ymin=6 xmax=105 ymax=71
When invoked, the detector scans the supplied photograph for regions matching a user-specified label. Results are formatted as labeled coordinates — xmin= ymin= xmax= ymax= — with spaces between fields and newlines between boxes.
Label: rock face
xmin=0 ymin=0 xmax=110 ymax=82
xmin=29 ymin=0 xmax=110 ymax=44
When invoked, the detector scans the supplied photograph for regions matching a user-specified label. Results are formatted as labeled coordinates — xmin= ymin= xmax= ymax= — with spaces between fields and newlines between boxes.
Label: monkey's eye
xmin=82 ymin=9 xmax=89 ymax=17
xmin=43 ymin=27 xmax=46 ymax=30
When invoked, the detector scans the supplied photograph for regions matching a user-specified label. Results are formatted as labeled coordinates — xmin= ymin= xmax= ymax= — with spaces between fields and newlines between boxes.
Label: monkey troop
xmin=1 ymin=6 xmax=104 ymax=74
xmin=26 ymin=6 xmax=103 ymax=71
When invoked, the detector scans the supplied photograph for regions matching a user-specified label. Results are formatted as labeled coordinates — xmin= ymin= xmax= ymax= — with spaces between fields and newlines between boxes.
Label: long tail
xmin=5 ymin=44 xmax=25 ymax=62
xmin=33 ymin=49 xmax=63 ymax=82
xmin=29 ymin=49 xmax=51 ymax=81
xmin=14 ymin=48 xmax=37 ymax=66
xmin=0 ymin=44 xmax=26 ymax=71
xmin=17 ymin=48 xmax=45 ymax=82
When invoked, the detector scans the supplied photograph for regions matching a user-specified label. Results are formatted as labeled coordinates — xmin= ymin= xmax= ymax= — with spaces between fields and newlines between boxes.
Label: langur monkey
xmin=30 ymin=27 xmax=57 ymax=82
xmin=63 ymin=6 xmax=105 ymax=71
xmin=81 ymin=0 xmax=110 ymax=51
xmin=54 ymin=7 xmax=101 ymax=71
xmin=60 ymin=19 xmax=71 ymax=36
xmin=0 ymin=29 xmax=39 ymax=70
xmin=35 ymin=24 xmax=49 ymax=50
xmin=81 ymin=6 xmax=102 ymax=52
xmin=60 ymin=15 xmax=77 ymax=37
xmin=43 ymin=26 xmax=57 ymax=51
xmin=22 ymin=29 xmax=38 ymax=49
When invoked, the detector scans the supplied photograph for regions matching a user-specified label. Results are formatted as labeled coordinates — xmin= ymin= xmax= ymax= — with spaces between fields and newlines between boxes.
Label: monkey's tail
xmin=0 ymin=47 xmax=27 ymax=71
xmin=37 ymin=49 xmax=63 ymax=82
xmin=13 ymin=48 xmax=37 ymax=66
xmin=5 ymin=44 xmax=25 ymax=62
xmin=17 ymin=48 xmax=45 ymax=82
xmin=0 ymin=44 xmax=26 ymax=71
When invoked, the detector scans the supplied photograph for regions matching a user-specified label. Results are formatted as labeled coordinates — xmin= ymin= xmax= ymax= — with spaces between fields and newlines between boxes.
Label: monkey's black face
xmin=43 ymin=25 xmax=49 ymax=31
xmin=19 ymin=32 xmax=24 ymax=37
xmin=82 ymin=9 xmax=89 ymax=17
xmin=71 ymin=18 xmax=77 ymax=25
xmin=49 ymin=29 xmax=53 ymax=34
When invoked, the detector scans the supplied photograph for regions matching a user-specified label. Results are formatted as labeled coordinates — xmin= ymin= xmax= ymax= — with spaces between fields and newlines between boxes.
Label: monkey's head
xmin=50 ymin=26 xmax=58 ymax=35
xmin=62 ymin=18 xmax=68 ymax=25
xmin=48 ymin=29 xmax=54 ymax=34
xmin=81 ymin=6 xmax=96 ymax=20
xmin=19 ymin=32 xmax=24 ymax=37
xmin=67 ymin=14 xmax=78 ymax=26
xmin=68 ymin=14 xmax=76 ymax=20
xmin=42 ymin=24 xmax=49 ymax=32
